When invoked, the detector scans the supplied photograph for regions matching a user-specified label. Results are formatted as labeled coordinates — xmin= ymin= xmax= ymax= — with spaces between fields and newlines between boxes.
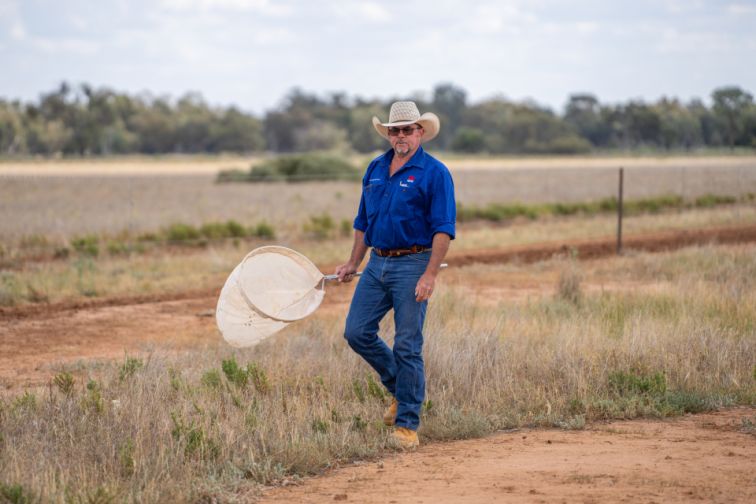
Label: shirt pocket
xmin=364 ymin=181 xmax=386 ymax=217
xmin=397 ymin=184 xmax=423 ymax=208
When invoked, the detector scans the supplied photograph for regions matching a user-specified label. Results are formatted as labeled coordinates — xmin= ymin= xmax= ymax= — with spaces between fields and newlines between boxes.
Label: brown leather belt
xmin=373 ymin=245 xmax=430 ymax=257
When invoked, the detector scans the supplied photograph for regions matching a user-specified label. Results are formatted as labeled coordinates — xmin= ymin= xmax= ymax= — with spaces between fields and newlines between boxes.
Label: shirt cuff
xmin=432 ymin=223 xmax=455 ymax=240
xmin=353 ymin=217 xmax=368 ymax=232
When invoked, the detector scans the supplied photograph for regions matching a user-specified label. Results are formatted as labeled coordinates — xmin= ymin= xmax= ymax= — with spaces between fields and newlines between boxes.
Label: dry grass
xmin=1 ymin=203 xmax=754 ymax=307
xmin=1 ymin=244 xmax=754 ymax=502
xmin=456 ymin=203 xmax=756 ymax=250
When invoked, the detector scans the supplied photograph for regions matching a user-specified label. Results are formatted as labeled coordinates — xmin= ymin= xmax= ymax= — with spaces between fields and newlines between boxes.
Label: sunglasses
xmin=387 ymin=125 xmax=421 ymax=136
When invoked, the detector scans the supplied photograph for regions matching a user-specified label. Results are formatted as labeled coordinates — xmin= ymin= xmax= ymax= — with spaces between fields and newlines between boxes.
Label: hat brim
xmin=372 ymin=112 xmax=440 ymax=142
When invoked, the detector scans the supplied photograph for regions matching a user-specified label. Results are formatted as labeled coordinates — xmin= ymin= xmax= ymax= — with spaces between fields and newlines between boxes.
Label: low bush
xmin=216 ymin=154 xmax=360 ymax=183
xmin=457 ymin=192 xmax=741 ymax=223
xmin=164 ymin=223 xmax=201 ymax=242
xmin=252 ymin=221 xmax=275 ymax=239
xmin=304 ymin=213 xmax=335 ymax=239
xmin=71 ymin=235 xmax=100 ymax=257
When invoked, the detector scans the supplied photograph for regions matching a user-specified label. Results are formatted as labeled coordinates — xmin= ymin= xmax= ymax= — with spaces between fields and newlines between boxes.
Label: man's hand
xmin=415 ymin=271 xmax=437 ymax=302
xmin=335 ymin=262 xmax=358 ymax=283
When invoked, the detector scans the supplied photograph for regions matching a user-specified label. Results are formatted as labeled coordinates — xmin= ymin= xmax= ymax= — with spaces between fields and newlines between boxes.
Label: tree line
xmin=0 ymin=82 xmax=754 ymax=156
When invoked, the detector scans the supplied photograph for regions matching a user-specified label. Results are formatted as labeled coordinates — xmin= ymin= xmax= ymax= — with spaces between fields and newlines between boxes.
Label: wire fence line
xmin=1 ymin=163 xmax=755 ymax=243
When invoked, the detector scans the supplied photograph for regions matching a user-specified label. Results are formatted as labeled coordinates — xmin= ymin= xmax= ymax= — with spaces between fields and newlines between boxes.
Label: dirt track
xmin=260 ymin=407 xmax=756 ymax=504
xmin=2 ymin=224 xmax=756 ymax=389
xmin=2 ymin=225 xmax=756 ymax=502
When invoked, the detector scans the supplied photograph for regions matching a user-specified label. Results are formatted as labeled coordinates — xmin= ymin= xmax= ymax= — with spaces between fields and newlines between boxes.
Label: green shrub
xmin=199 ymin=222 xmax=230 ymax=240
xmin=0 ymin=272 xmax=22 ymax=307
xmin=119 ymin=440 xmax=136 ymax=477
xmin=225 ymin=220 xmax=247 ymax=238
xmin=625 ymin=195 xmax=683 ymax=214
xmin=165 ymin=223 xmax=201 ymax=242
xmin=137 ymin=232 xmax=159 ymax=242
xmin=0 ymin=482 xmax=34 ymax=504
xmin=119 ymin=357 xmax=144 ymax=381
xmin=246 ymin=363 xmax=270 ymax=393
xmin=695 ymin=194 xmax=736 ymax=208
xmin=83 ymin=380 xmax=104 ymax=413
xmin=245 ymin=163 xmax=285 ymax=182
xmin=451 ymin=127 xmax=486 ymax=153
xmin=201 ymin=369 xmax=222 ymax=389
xmin=311 ymin=418 xmax=329 ymax=434
xmin=366 ymin=374 xmax=386 ymax=400
xmin=216 ymin=168 xmax=250 ymax=183
xmin=170 ymin=412 xmax=219 ymax=460
xmin=252 ymin=221 xmax=275 ymax=239
xmin=71 ymin=235 xmax=100 ymax=257
xmin=304 ymin=213 xmax=335 ymax=239
xmin=608 ymin=370 xmax=667 ymax=397
xmin=221 ymin=357 xmax=248 ymax=388
xmin=247 ymin=154 xmax=360 ymax=183
xmin=53 ymin=372 xmax=75 ymax=396
xmin=12 ymin=392 xmax=37 ymax=413
xmin=106 ymin=241 xmax=131 ymax=256
xmin=457 ymin=192 xmax=739 ymax=224
xmin=546 ymin=135 xmax=592 ymax=154
xmin=352 ymin=379 xmax=365 ymax=403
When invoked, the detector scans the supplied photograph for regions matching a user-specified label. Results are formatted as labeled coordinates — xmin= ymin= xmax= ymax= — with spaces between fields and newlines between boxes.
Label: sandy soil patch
xmin=260 ymin=407 xmax=756 ymax=504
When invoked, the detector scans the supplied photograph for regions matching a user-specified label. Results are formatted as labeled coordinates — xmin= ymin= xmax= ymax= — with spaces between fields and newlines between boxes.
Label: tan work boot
xmin=390 ymin=427 xmax=419 ymax=450
xmin=383 ymin=397 xmax=398 ymax=426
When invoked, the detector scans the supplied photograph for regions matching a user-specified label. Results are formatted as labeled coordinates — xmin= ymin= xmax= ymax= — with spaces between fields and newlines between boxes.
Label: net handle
xmin=323 ymin=263 xmax=447 ymax=281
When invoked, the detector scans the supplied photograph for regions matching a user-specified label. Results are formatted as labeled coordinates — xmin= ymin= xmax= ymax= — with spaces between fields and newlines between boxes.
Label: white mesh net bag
xmin=216 ymin=246 xmax=327 ymax=347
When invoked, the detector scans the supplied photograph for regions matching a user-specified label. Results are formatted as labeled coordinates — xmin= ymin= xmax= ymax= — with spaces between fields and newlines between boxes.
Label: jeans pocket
xmin=406 ymin=251 xmax=431 ymax=264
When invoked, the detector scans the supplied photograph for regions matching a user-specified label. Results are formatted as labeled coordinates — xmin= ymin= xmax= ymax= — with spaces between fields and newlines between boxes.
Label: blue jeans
xmin=344 ymin=250 xmax=430 ymax=430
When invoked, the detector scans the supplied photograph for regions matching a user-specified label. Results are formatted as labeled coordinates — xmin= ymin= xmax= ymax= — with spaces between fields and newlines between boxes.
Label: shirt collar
xmin=381 ymin=145 xmax=427 ymax=171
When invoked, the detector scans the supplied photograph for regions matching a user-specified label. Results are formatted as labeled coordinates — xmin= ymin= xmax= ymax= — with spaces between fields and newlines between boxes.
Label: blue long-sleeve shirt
xmin=354 ymin=146 xmax=456 ymax=250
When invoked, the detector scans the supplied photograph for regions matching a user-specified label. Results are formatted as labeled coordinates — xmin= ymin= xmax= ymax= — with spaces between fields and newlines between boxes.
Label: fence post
xmin=617 ymin=167 xmax=624 ymax=255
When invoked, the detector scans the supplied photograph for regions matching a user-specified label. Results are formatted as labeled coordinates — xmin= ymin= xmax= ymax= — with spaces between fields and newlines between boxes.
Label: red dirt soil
xmin=260 ymin=407 xmax=756 ymax=504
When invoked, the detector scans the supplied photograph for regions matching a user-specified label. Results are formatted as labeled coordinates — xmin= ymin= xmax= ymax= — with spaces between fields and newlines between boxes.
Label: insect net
xmin=215 ymin=246 xmax=327 ymax=347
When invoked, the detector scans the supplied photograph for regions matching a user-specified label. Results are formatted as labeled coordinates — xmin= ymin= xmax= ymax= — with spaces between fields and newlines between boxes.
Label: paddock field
xmin=1 ymin=155 xmax=755 ymax=241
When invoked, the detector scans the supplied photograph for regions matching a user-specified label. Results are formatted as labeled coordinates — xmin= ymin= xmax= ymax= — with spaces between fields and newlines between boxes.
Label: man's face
xmin=388 ymin=124 xmax=424 ymax=158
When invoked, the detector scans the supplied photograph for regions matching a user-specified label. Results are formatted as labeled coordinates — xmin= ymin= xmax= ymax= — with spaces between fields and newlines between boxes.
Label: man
xmin=335 ymin=101 xmax=456 ymax=449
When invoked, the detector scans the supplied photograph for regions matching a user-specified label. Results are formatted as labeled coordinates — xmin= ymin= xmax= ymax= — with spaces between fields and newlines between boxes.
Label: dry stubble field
xmin=0 ymin=155 xmax=755 ymax=503
xmin=1 ymin=154 xmax=755 ymax=241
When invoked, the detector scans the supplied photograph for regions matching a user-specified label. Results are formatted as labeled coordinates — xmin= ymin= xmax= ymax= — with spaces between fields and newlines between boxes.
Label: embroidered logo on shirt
xmin=399 ymin=175 xmax=415 ymax=188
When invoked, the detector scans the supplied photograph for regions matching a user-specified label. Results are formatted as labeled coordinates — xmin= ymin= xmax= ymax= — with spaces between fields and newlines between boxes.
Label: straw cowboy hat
xmin=372 ymin=101 xmax=440 ymax=142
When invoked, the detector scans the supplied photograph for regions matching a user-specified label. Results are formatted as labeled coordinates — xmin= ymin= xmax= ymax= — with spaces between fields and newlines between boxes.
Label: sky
xmin=1 ymin=0 xmax=755 ymax=115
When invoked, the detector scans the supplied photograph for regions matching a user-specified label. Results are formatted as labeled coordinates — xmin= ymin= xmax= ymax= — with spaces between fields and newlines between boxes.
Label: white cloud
xmin=574 ymin=21 xmax=598 ymax=35
xmin=726 ymin=3 xmax=756 ymax=15
xmin=32 ymin=37 xmax=99 ymax=55
xmin=357 ymin=2 xmax=391 ymax=23
xmin=329 ymin=1 xmax=392 ymax=24
xmin=656 ymin=27 xmax=736 ymax=54
xmin=67 ymin=14 xmax=89 ymax=31
xmin=158 ymin=0 xmax=292 ymax=15
xmin=466 ymin=2 xmax=537 ymax=34
xmin=9 ymin=19 xmax=25 ymax=40
xmin=253 ymin=27 xmax=294 ymax=45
